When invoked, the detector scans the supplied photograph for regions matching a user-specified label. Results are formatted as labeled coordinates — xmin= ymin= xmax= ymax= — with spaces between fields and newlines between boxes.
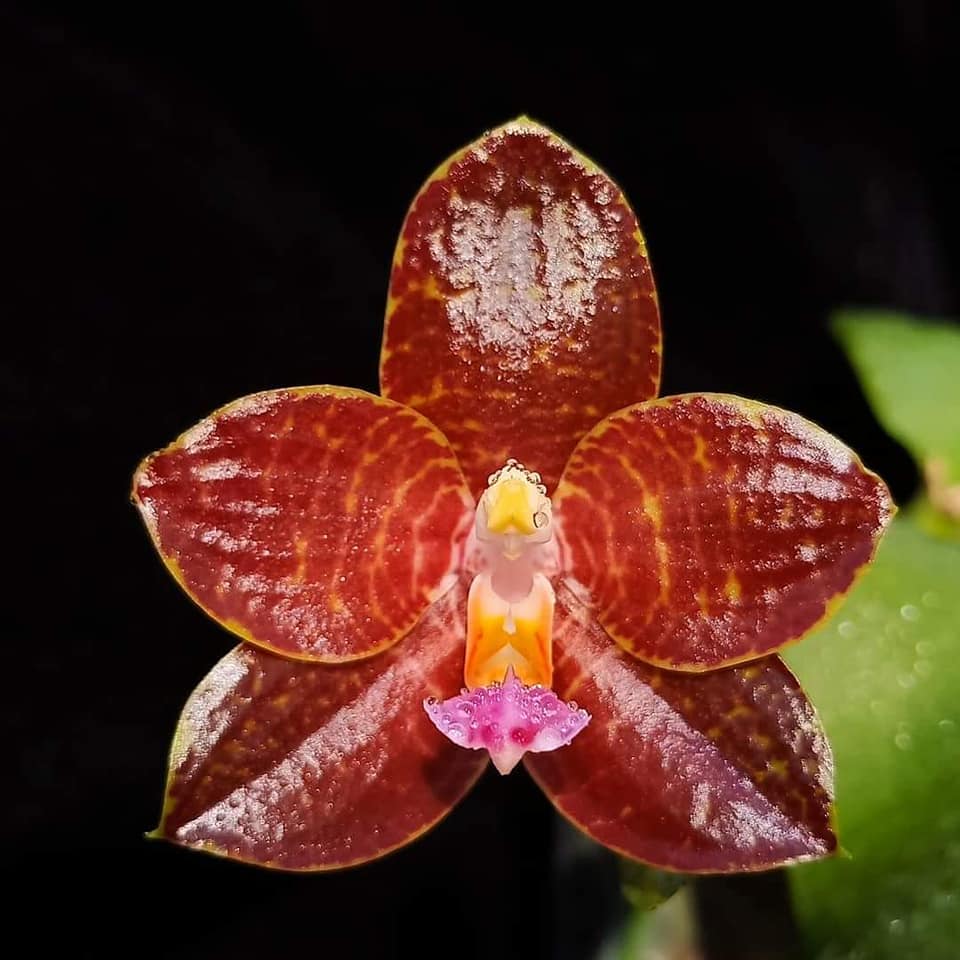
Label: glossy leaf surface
xmin=525 ymin=587 xmax=836 ymax=872
xmin=788 ymin=518 xmax=960 ymax=957
xmin=555 ymin=393 xmax=893 ymax=669
xmin=134 ymin=387 xmax=472 ymax=661
xmin=155 ymin=581 xmax=487 ymax=870
xmin=381 ymin=119 xmax=661 ymax=498
xmin=785 ymin=312 xmax=960 ymax=957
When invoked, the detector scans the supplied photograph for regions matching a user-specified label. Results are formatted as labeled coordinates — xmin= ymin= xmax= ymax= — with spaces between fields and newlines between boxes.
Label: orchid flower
xmin=134 ymin=121 xmax=892 ymax=873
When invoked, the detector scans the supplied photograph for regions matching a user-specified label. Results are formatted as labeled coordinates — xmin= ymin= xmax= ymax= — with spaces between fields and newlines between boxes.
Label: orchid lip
xmin=423 ymin=667 xmax=591 ymax=775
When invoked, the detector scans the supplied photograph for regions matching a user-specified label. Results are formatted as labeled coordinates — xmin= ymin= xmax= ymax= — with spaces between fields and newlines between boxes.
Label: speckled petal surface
xmin=154 ymin=581 xmax=487 ymax=870
xmin=555 ymin=393 xmax=894 ymax=669
xmin=133 ymin=387 xmax=473 ymax=661
xmin=524 ymin=587 xmax=836 ymax=872
xmin=381 ymin=119 xmax=661 ymax=498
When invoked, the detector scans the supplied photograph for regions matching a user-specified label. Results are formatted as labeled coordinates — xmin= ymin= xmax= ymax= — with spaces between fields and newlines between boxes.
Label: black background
xmin=6 ymin=4 xmax=957 ymax=958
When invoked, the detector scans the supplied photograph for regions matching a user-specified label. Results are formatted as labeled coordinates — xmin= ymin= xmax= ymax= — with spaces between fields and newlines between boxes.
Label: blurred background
xmin=5 ymin=4 xmax=957 ymax=958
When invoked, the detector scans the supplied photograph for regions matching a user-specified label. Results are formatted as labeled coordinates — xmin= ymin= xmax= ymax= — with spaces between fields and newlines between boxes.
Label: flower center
xmin=423 ymin=459 xmax=589 ymax=775
xmin=466 ymin=459 xmax=556 ymax=689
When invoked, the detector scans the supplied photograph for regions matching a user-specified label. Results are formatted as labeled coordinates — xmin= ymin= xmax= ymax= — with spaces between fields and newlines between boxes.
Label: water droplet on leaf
xmin=894 ymin=731 xmax=913 ymax=751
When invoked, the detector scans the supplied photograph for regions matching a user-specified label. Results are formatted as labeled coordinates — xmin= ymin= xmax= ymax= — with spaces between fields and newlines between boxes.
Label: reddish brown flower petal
xmin=524 ymin=588 xmax=836 ymax=872
xmin=555 ymin=393 xmax=894 ymax=669
xmin=154 ymin=581 xmax=487 ymax=870
xmin=133 ymin=387 xmax=472 ymax=661
xmin=381 ymin=119 xmax=661 ymax=498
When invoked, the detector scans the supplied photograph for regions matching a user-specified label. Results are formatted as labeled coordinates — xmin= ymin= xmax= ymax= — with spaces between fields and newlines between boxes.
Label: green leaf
xmin=833 ymin=311 xmax=960 ymax=485
xmin=620 ymin=859 xmax=685 ymax=912
xmin=786 ymin=516 xmax=960 ymax=959
xmin=620 ymin=887 xmax=700 ymax=960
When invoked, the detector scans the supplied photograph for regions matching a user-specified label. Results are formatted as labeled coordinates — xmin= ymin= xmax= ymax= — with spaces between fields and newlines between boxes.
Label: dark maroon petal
xmin=525 ymin=587 xmax=836 ymax=872
xmin=381 ymin=119 xmax=661 ymax=498
xmin=134 ymin=387 xmax=472 ymax=660
xmin=155 ymin=581 xmax=487 ymax=870
xmin=556 ymin=393 xmax=894 ymax=668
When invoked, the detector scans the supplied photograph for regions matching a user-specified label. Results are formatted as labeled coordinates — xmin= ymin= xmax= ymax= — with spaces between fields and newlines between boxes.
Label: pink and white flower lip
xmin=424 ymin=666 xmax=591 ymax=775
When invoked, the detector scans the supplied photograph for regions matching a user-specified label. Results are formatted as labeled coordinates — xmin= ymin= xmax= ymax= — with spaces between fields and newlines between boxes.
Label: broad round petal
xmin=381 ymin=119 xmax=661 ymax=498
xmin=555 ymin=393 xmax=894 ymax=669
xmin=154 ymin=581 xmax=487 ymax=870
xmin=134 ymin=387 xmax=472 ymax=661
xmin=524 ymin=588 xmax=836 ymax=872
